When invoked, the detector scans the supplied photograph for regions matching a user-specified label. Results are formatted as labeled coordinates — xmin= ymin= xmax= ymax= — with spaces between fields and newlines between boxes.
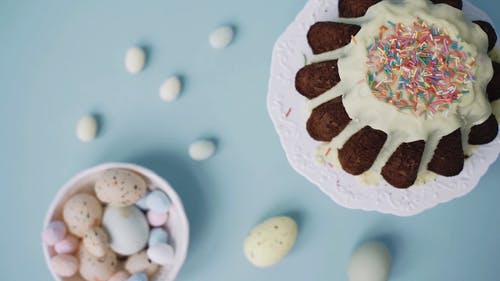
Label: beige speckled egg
xmin=108 ymin=271 xmax=130 ymax=281
xmin=83 ymin=227 xmax=109 ymax=258
xmin=50 ymin=254 xmax=79 ymax=277
xmin=63 ymin=193 xmax=103 ymax=237
xmin=95 ymin=169 xmax=147 ymax=207
xmin=244 ymin=216 xmax=298 ymax=267
xmin=79 ymin=246 xmax=117 ymax=281
xmin=125 ymin=250 xmax=159 ymax=277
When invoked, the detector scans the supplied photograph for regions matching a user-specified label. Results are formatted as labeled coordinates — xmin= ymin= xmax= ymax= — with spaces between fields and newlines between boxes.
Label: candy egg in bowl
xmin=42 ymin=163 xmax=189 ymax=281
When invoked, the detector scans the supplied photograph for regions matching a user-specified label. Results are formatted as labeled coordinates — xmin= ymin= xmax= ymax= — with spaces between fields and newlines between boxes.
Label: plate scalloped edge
xmin=267 ymin=0 xmax=500 ymax=216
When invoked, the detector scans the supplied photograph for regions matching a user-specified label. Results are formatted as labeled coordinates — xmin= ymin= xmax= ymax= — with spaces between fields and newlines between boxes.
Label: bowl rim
xmin=42 ymin=162 xmax=190 ymax=281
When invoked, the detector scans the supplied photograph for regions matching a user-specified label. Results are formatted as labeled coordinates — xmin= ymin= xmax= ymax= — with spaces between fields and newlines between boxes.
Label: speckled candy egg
xmin=95 ymin=169 xmax=147 ymax=207
xmin=102 ymin=205 xmax=149 ymax=256
xmin=79 ymin=247 xmax=117 ymax=281
xmin=244 ymin=216 xmax=298 ymax=267
xmin=83 ymin=226 xmax=109 ymax=258
xmin=108 ymin=271 xmax=130 ymax=281
xmin=125 ymin=250 xmax=159 ymax=277
xmin=63 ymin=193 xmax=103 ymax=237
xmin=50 ymin=254 xmax=79 ymax=277
xmin=348 ymin=242 xmax=391 ymax=281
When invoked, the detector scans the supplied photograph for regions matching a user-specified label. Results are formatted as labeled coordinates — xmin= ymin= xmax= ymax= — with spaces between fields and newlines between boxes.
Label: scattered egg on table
xmin=54 ymin=235 xmax=79 ymax=254
xmin=147 ymin=243 xmax=175 ymax=265
xmin=63 ymin=193 xmax=103 ymax=237
xmin=76 ymin=115 xmax=98 ymax=142
xmin=42 ymin=220 xmax=67 ymax=246
xmin=159 ymin=76 xmax=182 ymax=102
xmin=244 ymin=216 xmax=298 ymax=267
xmin=125 ymin=47 xmax=146 ymax=74
xmin=209 ymin=26 xmax=234 ymax=49
xmin=102 ymin=205 xmax=149 ymax=256
xmin=95 ymin=168 xmax=148 ymax=207
xmin=79 ymin=247 xmax=117 ymax=281
xmin=145 ymin=190 xmax=171 ymax=213
xmin=148 ymin=227 xmax=169 ymax=247
xmin=188 ymin=139 xmax=216 ymax=161
xmin=147 ymin=210 xmax=168 ymax=227
xmin=109 ymin=271 xmax=131 ymax=281
xmin=50 ymin=254 xmax=79 ymax=277
xmin=348 ymin=242 xmax=391 ymax=281
xmin=127 ymin=272 xmax=149 ymax=281
xmin=83 ymin=226 xmax=109 ymax=258
xmin=125 ymin=250 xmax=159 ymax=277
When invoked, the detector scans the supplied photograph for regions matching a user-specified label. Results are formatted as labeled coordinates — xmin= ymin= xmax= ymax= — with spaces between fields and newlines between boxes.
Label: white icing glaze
xmin=309 ymin=0 xmax=494 ymax=186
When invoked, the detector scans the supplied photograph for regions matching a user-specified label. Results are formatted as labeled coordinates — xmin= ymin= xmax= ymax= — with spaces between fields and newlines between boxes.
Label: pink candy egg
xmin=42 ymin=221 xmax=67 ymax=246
xmin=108 ymin=271 xmax=130 ymax=281
xmin=147 ymin=210 xmax=168 ymax=227
xmin=54 ymin=235 xmax=79 ymax=254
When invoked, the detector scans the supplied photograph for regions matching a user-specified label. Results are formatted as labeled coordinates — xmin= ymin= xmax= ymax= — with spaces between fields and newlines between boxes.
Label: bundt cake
xmin=295 ymin=0 xmax=500 ymax=189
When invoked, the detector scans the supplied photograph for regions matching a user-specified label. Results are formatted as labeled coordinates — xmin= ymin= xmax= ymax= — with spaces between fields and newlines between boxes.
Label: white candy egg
xmin=63 ymin=193 xmax=103 ymax=237
xmin=95 ymin=169 xmax=148 ymax=207
xmin=83 ymin=226 xmax=109 ymax=258
xmin=76 ymin=115 xmax=97 ymax=142
xmin=50 ymin=254 xmax=79 ymax=277
xmin=188 ymin=139 xmax=216 ymax=161
xmin=159 ymin=76 xmax=182 ymax=102
xmin=348 ymin=242 xmax=391 ymax=281
xmin=102 ymin=205 xmax=149 ymax=256
xmin=209 ymin=26 xmax=234 ymax=49
xmin=147 ymin=243 xmax=174 ymax=265
xmin=79 ymin=247 xmax=117 ymax=281
xmin=125 ymin=47 xmax=146 ymax=74
xmin=125 ymin=250 xmax=159 ymax=277
xmin=244 ymin=216 xmax=298 ymax=267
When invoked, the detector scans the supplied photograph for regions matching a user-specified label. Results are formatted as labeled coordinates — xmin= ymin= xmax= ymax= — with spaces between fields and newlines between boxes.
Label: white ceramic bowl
xmin=42 ymin=162 xmax=189 ymax=281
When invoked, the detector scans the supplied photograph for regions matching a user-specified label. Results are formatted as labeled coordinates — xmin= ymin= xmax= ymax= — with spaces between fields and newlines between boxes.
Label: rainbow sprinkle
xmin=366 ymin=18 xmax=476 ymax=117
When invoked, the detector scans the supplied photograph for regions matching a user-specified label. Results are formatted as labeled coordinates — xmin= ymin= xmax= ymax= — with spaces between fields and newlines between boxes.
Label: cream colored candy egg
xmin=125 ymin=250 xmax=159 ymax=277
xmin=79 ymin=247 xmax=117 ymax=281
xmin=50 ymin=254 xmax=79 ymax=277
xmin=348 ymin=242 xmax=391 ymax=281
xmin=188 ymin=140 xmax=216 ymax=161
xmin=209 ymin=26 xmax=234 ymax=49
xmin=95 ymin=169 xmax=147 ymax=207
xmin=83 ymin=226 xmax=109 ymax=258
xmin=159 ymin=76 xmax=182 ymax=102
xmin=63 ymin=193 xmax=103 ymax=237
xmin=108 ymin=271 xmax=130 ymax=281
xmin=76 ymin=115 xmax=97 ymax=142
xmin=244 ymin=216 xmax=298 ymax=267
xmin=125 ymin=47 xmax=146 ymax=74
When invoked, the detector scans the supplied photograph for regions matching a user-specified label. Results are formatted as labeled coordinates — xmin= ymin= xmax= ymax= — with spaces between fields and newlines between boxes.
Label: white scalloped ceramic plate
xmin=267 ymin=0 xmax=500 ymax=216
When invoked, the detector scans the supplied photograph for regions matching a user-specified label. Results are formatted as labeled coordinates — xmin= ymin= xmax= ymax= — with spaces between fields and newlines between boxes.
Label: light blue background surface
xmin=1 ymin=0 xmax=499 ymax=280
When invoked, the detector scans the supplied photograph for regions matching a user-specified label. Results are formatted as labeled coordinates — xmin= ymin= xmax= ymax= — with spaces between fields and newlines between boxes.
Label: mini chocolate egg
xmin=42 ymin=220 xmax=67 ymax=246
xmin=127 ymin=272 xmax=148 ymax=281
xmin=348 ymin=242 xmax=391 ymax=281
xmin=109 ymin=271 xmax=130 ymax=281
xmin=146 ymin=243 xmax=174 ymax=266
xmin=50 ymin=254 xmax=79 ymax=277
xmin=63 ymin=193 xmax=103 ymax=237
xmin=188 ymin=139 xmax=216 ymax=161
xmin=145 ymin=190 xmax=171 ymax=213
xmin=54 ymin=235 xmax=79 ymax=254
xmin=95 ymin=169 xmax=147 ymax=207
xmin=159 ymin=76 xmax=182 ymax=102
xmin=148 ymin=228 xmax=168 ymax=247
xmin=76 ymin=115 xmax=98 ymax=142
xmin=147 ymin=210 xmax=168 ymax=227
xmin=244 ymin=216 xmax=298 ymax=267
xmin=79 ymin=247 xmax=117 ymax=281
xmin=125 ymin=47 xmax=146 ymax=74
xmin=102 ymin=205 xmax=149 ymax=256
xmin=83 ymin=226 xmax=109 ymax=258
xmin=209 ymin=26 xmax=234 ymax=49
xmin=125 ymin=250 xmax=159 ymax=277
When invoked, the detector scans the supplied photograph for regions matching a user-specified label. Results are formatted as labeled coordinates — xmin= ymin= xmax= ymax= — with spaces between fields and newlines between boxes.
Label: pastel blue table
xmin=1 ymin=0 xmax=499 ymax=280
